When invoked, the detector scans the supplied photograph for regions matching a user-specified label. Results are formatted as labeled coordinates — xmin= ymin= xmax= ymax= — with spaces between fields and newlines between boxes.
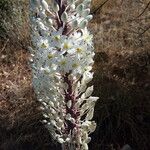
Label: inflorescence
xmin=29 ymin=0 xmax=98 ymax=149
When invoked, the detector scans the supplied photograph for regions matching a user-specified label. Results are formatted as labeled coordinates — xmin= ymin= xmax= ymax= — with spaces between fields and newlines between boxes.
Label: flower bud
xmin=51 ymin=120 xmax=57 ymax=127
xmin=85 ymin=86 xmax=93 ymax=98
xmin=42 ymin=120 xmax=48 ymax=123
xmin=72 ymin=20 xmax=78 ymax=28
xmin=88 ymin=121 xmax=97 ymax=133
xmin=28 ymin=46 xmax=34 ymax=52
xmin=47 ymin=18 xmax=53 ymax=26
xmin=67 ymin=100 xmax=72 ymax=108
xmin=80 ymin=84 xmax=87 ymax=93
xmin=58 ymin=138 xmax=65 ymax=144
xmin=79 ymin=20 xmax=88 ymax=29
xmin=29 ymin=58 xmax=34 ymax=63
xmin=34 ymin=0 xmax=41 ymax=7
xmin=83 ymin=0 xmax=91 ymax=6
xmin=86 ymin=108 xmax=94 ymax=120
xmin=65 ymin=138 xmax=71 ymax=142
xmin=82 ymin=131 xmax=88 ymax=140
xmin=52 ymin=1 xmax=59 ymax=12
xmin=41 ymin=0 xmax=50 ymax=12
xmin=82 ymin=71 xmax=93 ymax=84
xmin=61 ymin=12 xmax=68 ymax=22
xmin=48 ymin=101 xmax=54 ymax=107
xmin=85 ymin=137 xmax=91 ymax=143
xmin=82 ymin=9 xmax=90 ymax=17
xmin=39 ymin=106 xmax=45 ymax=111
xmin=86 ymin=15 xmax=93 ymax=21
xmin=87 ymin=96 xmax=99 ymax=102
xmin=43 ymin=113 xmax=49 ymax=118
xmin=80 ymin=103 xmax=88 ymax=116
xmin=56 ymin=118 xmax=64 ymax=127
xmin=51 ymin=108 xmax=57 ymax=115
xmin=68 ymin=0 xmax=74 ymax=5
xmin=81 ymin=143 xmax=88 ymax=150
xmin=70 ymin=4 xmax=75 ymax=9
xmin=76 ymin=4 xmax=84 ymax=14
xmin=65 ymin=113 xmax=71 ymax=120
xmin=39 ymin=10 xmax=47 ymax=19
xmin=77 ymin=136 xmax=82 ymax=144
xmin=70 ymin=118 xmax=76 ymax=124
xmin=42 ymin=101 xmax=47 ymax=106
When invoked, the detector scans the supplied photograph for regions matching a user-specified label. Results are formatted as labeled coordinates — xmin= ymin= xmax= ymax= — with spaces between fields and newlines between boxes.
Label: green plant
xmin=0 ymin=0 xmax=29 ymax=49
xmin=0 ymin=0 xmax=12 ymax=38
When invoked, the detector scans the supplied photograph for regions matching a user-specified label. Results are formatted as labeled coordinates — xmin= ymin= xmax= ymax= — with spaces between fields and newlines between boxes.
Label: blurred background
xmin=0 ymin=0 xmax=150 ymax=150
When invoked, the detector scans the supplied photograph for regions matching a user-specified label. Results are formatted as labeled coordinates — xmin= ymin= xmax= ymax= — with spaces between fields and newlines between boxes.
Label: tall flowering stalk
xmin=29 ymin=0 xmax=98 ymax=149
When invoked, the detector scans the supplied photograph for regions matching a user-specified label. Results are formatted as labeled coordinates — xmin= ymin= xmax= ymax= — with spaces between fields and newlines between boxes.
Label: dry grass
xmin=0 ymin=0 xmax=150 ymax=150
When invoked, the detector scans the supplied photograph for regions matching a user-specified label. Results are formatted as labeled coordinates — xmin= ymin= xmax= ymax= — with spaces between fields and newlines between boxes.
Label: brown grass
xmin=0 ymin=0 xmax=150 ymax=150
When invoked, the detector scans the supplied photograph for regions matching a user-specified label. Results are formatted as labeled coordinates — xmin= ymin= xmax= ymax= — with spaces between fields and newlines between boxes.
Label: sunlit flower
xmin=30 ymin=0 xmax=98 ymax=149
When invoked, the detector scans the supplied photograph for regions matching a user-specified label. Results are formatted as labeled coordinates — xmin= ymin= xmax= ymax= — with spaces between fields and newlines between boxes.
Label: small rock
xmin=121 ymin=144 xmax=132 ymax=150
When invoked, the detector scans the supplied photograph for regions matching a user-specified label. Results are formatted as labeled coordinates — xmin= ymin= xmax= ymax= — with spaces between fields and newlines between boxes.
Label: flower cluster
xmin=29 ymin=0 xmax=98 ymax=149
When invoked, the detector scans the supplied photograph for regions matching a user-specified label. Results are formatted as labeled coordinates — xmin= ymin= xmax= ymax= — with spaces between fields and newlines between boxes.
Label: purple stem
xmin=63 ymin=73 xmax=80 ymax=149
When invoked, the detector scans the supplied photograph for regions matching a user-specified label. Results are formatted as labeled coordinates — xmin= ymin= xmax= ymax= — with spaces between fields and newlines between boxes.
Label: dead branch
xmin=91 ymin=0 xmax=110 ymax=15
xmin=0 ymin=39 xmax=9 ymax=54
xmin=136 ymin=1 xmax=150 ymax=18
xmin=139 ymin=25 xmax=150 ymax=36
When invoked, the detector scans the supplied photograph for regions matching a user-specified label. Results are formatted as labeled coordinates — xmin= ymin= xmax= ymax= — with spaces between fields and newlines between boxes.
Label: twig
xmin=126 ymin=16 xmax=150 ymax=22
xmin=136 ymin=1 xmax=150 ymax=18
xmin=0 ymin=39 xmax=9 ymax=54
xmin=139 ymin=25 xmax=150 ymax=36
xmin=91 ymin=0 xmax=110 ymax=14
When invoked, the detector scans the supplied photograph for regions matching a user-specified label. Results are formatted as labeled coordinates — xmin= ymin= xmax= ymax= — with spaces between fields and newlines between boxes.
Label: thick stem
xmin=56 ymin=0 xmax=66 ymax=28
xmin=63 ymin=74 xmax=80 ymax=150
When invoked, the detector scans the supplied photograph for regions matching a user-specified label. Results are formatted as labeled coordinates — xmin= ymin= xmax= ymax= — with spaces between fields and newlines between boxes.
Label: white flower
xmin=61 ymin=39 xmax=73 ymax=51
xmin=57 ymin=55 xmax=72 ymax=73
xmin=67 ymin=43 xmax=87 ymax=58
xmin=30 ymin=0 xmax=98 ymax=149
xmin=49 ymin=28 xmax=67 ymax=48
xmin=82 ymin=27 xmax=93 ymax=43
xmin=69 ymin=55 xmax=86 ymax=75
xmin=36 ymin=36 xmax=49 ymax=49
